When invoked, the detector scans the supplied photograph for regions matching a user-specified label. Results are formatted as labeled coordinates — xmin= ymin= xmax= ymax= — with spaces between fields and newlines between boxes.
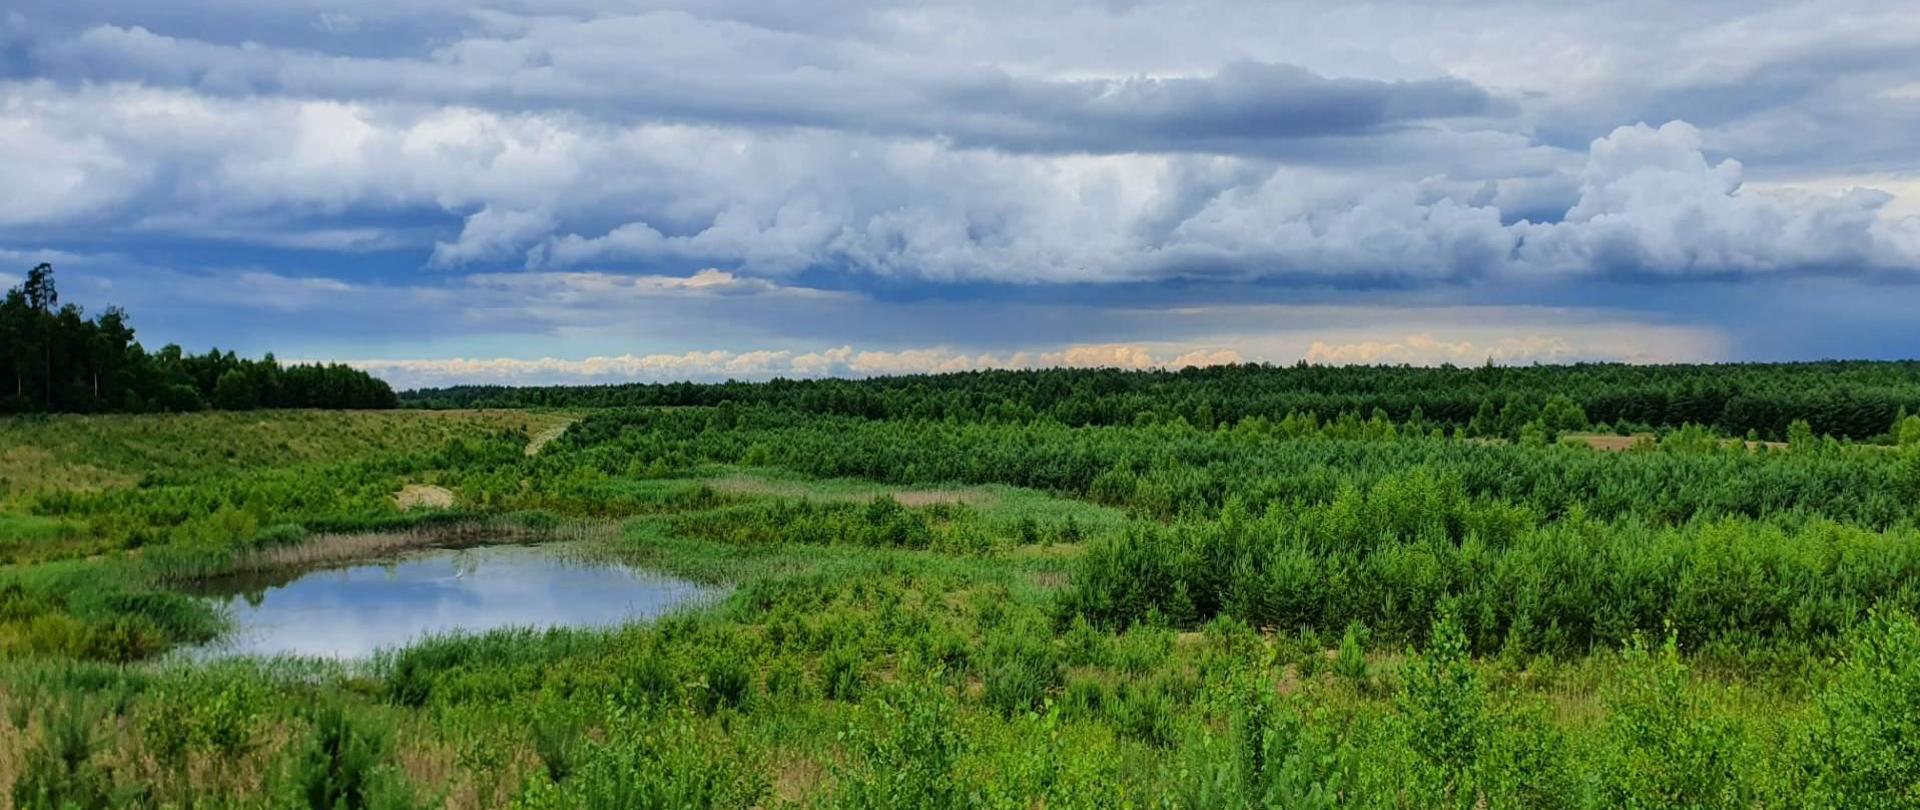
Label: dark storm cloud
xmin=924 ymin=61 xmax=1499 ymax=153
xmin=2 ymin=0 xmax=1919 ymax=377
xmin=15 ymin=19 xmax=1498 ymax=157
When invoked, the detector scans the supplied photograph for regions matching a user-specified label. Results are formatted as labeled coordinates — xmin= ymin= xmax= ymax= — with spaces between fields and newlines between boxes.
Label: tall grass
xmin=7 ymin=398 xmax=1920 ymax=805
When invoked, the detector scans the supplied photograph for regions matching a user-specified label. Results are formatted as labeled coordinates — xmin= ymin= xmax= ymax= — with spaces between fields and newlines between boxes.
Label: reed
xmin=224 ymin=518 xmax=619 ymax=577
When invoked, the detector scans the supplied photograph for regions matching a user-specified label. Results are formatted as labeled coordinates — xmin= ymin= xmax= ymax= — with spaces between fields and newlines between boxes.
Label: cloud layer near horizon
xmin=337 ymin=331 xmax=1710 ymax=390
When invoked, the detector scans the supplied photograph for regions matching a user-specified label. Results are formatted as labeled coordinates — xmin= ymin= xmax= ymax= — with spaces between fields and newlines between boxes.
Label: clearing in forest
xmin=708 ymin=473 xmax=995 ymax=507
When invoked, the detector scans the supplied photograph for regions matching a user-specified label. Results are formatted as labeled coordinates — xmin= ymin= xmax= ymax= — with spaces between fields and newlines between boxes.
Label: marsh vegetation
xmin=4 ymin=364 xmax=1920 ymax=807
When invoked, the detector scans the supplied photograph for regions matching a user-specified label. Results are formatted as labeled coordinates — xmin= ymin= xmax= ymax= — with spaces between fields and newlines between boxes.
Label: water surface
xmin=194 ymin=544 xmax=715 ymax=659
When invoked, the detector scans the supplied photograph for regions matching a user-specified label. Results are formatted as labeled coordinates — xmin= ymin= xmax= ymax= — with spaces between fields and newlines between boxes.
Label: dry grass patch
xmin=1570 ymin=434 xmax=1647 ymax=452
xmin=0 ymin=694 xmax=21 ymax=810
xmin=892 ymin=490 xmax=990 ymax=507
xmin=770 ymin=750 xmax=829 ymax=804
xmin=1566 ymin=432 xmax=1793 ymax=452
xmin=524 ymin=416 xmax=578 ymax=456
xmin=1024 ymin=570 xmax=1071 ymax=590
xmin=395 ymin=484 xmax=456 ymax=510
xmin=707 ymin=475 xmax=995 ymax=508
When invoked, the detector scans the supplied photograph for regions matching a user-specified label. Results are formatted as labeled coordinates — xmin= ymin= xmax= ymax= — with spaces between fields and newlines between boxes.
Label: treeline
xmin=401 ymin=361 xmax=1920 ymax=440
xmin=1 ymin=264 xmax=396 ymax=413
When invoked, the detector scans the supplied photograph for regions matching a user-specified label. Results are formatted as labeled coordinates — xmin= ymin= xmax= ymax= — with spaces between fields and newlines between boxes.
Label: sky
xmin=3 ymin=0 xmax=1918 ymax=388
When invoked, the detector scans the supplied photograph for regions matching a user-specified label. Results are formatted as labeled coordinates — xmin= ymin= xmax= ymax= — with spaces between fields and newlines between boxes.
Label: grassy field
xmin=0 ymin=410 xmax=576 ymax=564
xmin=3 ymin=404 xmax=1919 ymax=808
xmin=0 ymin=410 xmax=576 ymax=499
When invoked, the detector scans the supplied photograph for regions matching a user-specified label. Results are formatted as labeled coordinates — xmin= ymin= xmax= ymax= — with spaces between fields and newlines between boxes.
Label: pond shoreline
xmin=186 ymin=539 xmax=720 ymax=661
xmin=188 ymin=518 xmax=619 ymax=591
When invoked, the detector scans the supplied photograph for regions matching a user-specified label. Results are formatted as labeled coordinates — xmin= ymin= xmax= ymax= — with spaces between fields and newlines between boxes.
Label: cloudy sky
xmin=4 ymin=1 xmax=1918 ymax=387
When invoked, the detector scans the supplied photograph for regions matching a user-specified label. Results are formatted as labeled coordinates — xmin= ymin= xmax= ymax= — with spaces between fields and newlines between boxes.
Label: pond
xmin=190 ymin=544 xmax=717 ymax=659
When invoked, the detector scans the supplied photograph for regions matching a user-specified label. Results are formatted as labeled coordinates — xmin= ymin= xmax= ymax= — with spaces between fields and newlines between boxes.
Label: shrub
xmin=1399 ymin=609 xmax=1486 ymax=805
xmin=1800 ymin=611 xmax=1920 ymax=806
xmin=12 ymin=698 xmax=111 ymax=810
xmin=822 ymin=644 xmax=867 ymax=702
xmin=836 ymin=677 xmax=967 ymax=809
xmin=517 ymin=710 xmax=767 ymax=809
xmin=284 ymin=703 xmax=421 ymax=810
xmin=1332 ymin=621 xmax=1370 ymax=685
xmin=980 ymin=625 xmax=1061 ymax=716
xmin=1594 ymin=632 xmax=1747 ymax=809
xmin=698 ymin=655 xmax=752 ymax=715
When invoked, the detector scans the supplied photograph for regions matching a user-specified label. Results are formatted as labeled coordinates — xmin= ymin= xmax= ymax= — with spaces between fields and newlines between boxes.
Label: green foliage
xmin=13 ymin=366 xmax=1920 ymax=806
xmin=1595 ymin=633 xmax=1747 ymax=808
xmin=1896 ymin=411 xmax=1920 ymax=447
xmin=12 ymin=698 xmax=114 ymax=810
xmin=286 ymin=702 xmax=421 ymax=810
xmin=1174 ymin=683 xmax=1355 ymax=810
xmin=2 ymin=263 xmax=397 ymax=414
xmin=696 ymin=654 xmax=752 ymax=715
xmin=979 ymin=622 xmax=1062 ymax=716
xmin=515 ymin=708 xmax=766 ymax=810
xmin=405 ymin=361 xmax=1920 ymax=441
xmin=1801 ymin=611 xmax=1920 ymax=806
xmin=1400 ymin=609 xmax=1488 ymax=804
xmin=1333 ymin=621 xmax=1370 ymax=684
xmin=836 ymin=675 xmax=970 ymax=809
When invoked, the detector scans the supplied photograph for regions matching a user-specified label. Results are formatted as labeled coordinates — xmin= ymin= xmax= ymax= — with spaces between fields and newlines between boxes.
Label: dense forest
xmin=0 ymin=264 xmax=396 ymax=413
xmin=403 ymin=360 xmax=1920 ymax=441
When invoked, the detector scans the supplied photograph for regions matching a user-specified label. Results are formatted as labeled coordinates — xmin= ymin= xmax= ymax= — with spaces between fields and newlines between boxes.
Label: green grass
xmin=6 ymin=406 xmax=1920 ymax=807
xmin=0 ymin=514 xmax=90 ymax=561
xmin=676 ymin=463 xmax=1130 ymax=540
xmin=0 ymin=409 xmax=575 ymax=501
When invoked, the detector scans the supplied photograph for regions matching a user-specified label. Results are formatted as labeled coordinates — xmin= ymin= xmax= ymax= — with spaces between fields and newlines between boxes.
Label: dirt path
xmin=525 ymin=417 xmax=578 ymax=456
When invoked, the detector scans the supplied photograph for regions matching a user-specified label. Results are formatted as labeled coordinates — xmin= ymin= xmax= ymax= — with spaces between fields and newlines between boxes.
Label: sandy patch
xmin=395 ymin=484 xmax=456 ymax=510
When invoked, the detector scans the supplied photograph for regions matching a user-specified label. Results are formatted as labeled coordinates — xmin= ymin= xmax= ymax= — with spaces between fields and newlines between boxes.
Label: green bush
xmin=1801 ymin=611 xmax=1920 ymax=806
xmin=979 ymin=624 xmax=1061 ymax=716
